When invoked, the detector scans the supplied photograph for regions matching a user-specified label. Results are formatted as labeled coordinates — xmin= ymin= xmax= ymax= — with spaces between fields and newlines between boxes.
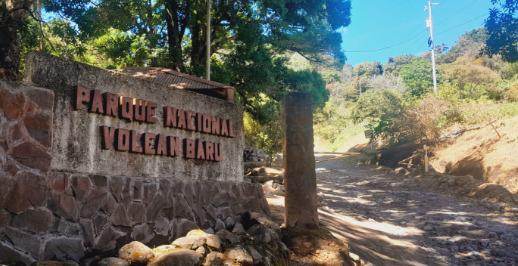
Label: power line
xmin=343 ymin=31 xmax=427 ymax=53
xmin=435 ymin=13 xmax=487 ymax=37
xmin=343 ymin=12 xmax=488 ymax=54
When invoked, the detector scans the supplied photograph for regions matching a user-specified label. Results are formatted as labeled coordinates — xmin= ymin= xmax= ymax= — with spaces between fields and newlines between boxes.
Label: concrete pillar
xmin=283 ymin=92 xmax=319 ymax=230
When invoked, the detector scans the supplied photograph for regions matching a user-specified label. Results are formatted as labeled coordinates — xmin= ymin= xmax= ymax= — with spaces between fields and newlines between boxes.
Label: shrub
xmin=393 ymin=96 xmax=462 ymax=144
xmin=399 ymin=58 xmax=434 ymax=98
xmin=352 ymin=90 xmax=403 ymax=141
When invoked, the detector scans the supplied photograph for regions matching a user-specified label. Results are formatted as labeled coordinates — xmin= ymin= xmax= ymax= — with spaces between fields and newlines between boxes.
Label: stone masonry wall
xmin=0 ymin=81 xmax=268 ymax=264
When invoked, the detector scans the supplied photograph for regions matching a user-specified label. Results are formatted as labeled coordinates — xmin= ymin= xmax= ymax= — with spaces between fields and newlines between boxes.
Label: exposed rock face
xmin=0 ymin=80 xmax=270 ymax=263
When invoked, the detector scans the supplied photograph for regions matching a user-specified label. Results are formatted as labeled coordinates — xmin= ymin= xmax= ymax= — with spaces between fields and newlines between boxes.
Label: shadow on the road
xmin=311 ymin=155 xmax=518 ymax=265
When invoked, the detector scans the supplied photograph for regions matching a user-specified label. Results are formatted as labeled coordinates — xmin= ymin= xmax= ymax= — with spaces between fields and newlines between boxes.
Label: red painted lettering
xmin=104 ymin=93 xmax=119 ymax=117
xmin=196 ymin=140 xmax=205 ymax=160
xmin=156 ymin=134 xmax=167 ymax=156
xmin=144 ymin=133 xmax=156 ymax=155
xmin=75 ymin=85 xmax=90 ymax=110
xmin=177 ymin=110 xmax=187 ymax=129
xmin=185 ymin=139 xmax=195 ymax=159
xmin=130 ymin=130 xmax=143 ymax=153
xmin=120 ymin=97 xmax=133 ymax=121
xmin=116 ymin=128 xmax=130 ymax=151
xmin=167 ymin=136 xmax=181 ymax=157
xmin=100 ymin=126 xmax=115 ymax=150
xmin=146 ymin=102 xmax=158 ymax=124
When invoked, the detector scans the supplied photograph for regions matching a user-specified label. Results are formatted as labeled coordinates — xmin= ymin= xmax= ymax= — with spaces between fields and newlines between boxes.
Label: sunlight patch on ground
xmin=321 ymin=193 xmax=375 ymax=205
xmin=316 ymin=167 xmax=329 ymax=173
xmin=319 ymin=209 xmax=423 ymax=237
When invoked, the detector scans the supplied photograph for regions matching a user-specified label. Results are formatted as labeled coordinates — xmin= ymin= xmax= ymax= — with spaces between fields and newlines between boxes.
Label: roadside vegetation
xmin=314 ymin=27 xmax=518 ymax=152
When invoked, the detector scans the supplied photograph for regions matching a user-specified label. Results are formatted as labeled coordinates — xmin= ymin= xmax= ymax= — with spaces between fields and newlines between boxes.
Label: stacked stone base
xmin=0 ymin=81 xmax=269 ymax=264
xmin=1 ymin=174 xmax=268 ymax=264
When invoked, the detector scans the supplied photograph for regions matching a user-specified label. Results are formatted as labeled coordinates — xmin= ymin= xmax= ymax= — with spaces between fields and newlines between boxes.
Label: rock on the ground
xmin=172 ymin=235 xmax=206 ymax=249
xmin=223 ymin=246 xmax=253 ymax=265
xmin=36 ymin=261 xmax=79 ymax=266
xmin=118 ymin=241 xmax=154 ymax=263
xmin=206 ymin=234 xmax=222 ymax=250
xmin=148 ymin=249 xmax=202 ymax=266
xmin=203 ymin=251 xmax=225 ymax=266
xmin=97 ymin=257 xmax=129 ymax=266
xmin=152 ymin=245 xmax=177 ymax=258
xmin=216 ymin=229 xmax=240 ymax=245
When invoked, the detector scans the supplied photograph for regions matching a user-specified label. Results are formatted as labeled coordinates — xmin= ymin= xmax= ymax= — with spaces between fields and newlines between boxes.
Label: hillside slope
xmin=431 ymin=115 xmax=518 ymax=193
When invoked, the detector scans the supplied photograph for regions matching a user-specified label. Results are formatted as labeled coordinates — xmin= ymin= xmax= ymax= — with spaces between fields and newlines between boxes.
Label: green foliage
xmin=485 ymin=0 xmax=518 ymax=61
xmin=243 ymin=107 xmax=282 ymax=159
xmin=91 ymin=28 xmax=152 ymax=68
xmin=399 ymin=58 xmax=435 ymax=98
xmin=438 ymin=29 xmax=487 ymax=64
xmin=384 ymin=55 xmax=418 ymax=75
xmin=19 ymin=0 xmax=352 ymax=156
xmin=352 ymin=90 xmax=403 ymax=140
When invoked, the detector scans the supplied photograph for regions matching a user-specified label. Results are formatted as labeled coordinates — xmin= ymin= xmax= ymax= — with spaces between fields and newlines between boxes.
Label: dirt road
xmin=267 ymin=153 xmax=518 ymax=265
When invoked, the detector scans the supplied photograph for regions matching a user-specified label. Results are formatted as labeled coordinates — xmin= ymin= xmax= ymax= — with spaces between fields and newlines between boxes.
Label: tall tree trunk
xmin=164 ymin=0 xmax=183 ymax=70
xmin=164 ymin=0 xmax=190 ymax=71
xmin=190 ymin=13 xmax=205 ymax=75
xmin=0 ymin=0 xmax=31 ymax=81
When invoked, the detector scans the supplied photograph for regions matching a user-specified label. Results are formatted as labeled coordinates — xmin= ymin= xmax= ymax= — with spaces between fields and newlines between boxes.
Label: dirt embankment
xmin=431 ymin=116 xmax=518 ymax=194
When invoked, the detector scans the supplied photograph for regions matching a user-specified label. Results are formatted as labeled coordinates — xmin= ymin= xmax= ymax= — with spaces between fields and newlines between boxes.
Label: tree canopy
xmin=485 ymin=0 xmax=518 ymax=62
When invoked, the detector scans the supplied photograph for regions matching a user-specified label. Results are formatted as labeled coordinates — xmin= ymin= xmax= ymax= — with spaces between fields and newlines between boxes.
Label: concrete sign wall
xmin=0 ymin=54 xmax=268 ymax=263
xmin=24 ymin=53 xmax=244 ymax=181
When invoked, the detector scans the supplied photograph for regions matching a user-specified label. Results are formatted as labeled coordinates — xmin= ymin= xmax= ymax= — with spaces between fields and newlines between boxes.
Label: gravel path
xmin=314 ymin=154 xmax=518 ymax=266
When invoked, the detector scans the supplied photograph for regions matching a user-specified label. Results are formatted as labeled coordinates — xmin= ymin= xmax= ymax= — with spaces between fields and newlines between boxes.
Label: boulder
xmin=172 ymin=235 xmax=206 ymax=250
xmin=195 ymin=246 xmax=206 ymax=256
xmin=148 ymin=249 xmax=202 ymax=266
xmin=223 ymin=246 xmax=253 ymax=265
xmin=36 ymin=261 xmax=79 ymax=266
xmin=118 ymin=241 xmax=154 ymax=264
xmin=97 ymin=257 xmax=129 ymax=266
xmin=203 ymin=251 xmax=224 ymax=266
xmin=152 ymin=245 xmax=177 ymax=258
xmin=206 ymin=235 xmax=222 ymax=250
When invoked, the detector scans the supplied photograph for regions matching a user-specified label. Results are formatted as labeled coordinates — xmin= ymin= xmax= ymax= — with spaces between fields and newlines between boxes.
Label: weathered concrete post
xmin=283 ymin=92 xmax=319 ymax=230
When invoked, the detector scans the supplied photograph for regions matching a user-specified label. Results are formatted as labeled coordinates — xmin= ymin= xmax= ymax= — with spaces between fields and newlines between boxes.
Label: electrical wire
xmin=343 ymin=12 xmax=488 ymax=54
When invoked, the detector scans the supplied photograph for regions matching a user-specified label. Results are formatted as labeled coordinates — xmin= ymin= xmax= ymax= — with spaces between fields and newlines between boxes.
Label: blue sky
xmin=340 ymin=0 xmax=493 ymax=65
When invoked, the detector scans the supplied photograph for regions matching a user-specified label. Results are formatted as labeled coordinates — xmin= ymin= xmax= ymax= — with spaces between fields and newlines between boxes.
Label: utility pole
xmin=426 ymin=0 xmax=438 ymax=95
xmin=205 ymin=0 xmax=211 ymax=81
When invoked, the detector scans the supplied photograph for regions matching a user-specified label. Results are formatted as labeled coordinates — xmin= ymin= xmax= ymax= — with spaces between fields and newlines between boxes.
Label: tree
xmin=0 ymin=0 xmax=34 ymax=80
xmin=384 ymin=55 xmax=418 ymax=75
xmin=399 ymin=58 xmax=435 ymax=98
xmin=485 ymin=0 xmax=518 ymax=62
xmin=352 ymin=90 xmax=403 ymax=141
